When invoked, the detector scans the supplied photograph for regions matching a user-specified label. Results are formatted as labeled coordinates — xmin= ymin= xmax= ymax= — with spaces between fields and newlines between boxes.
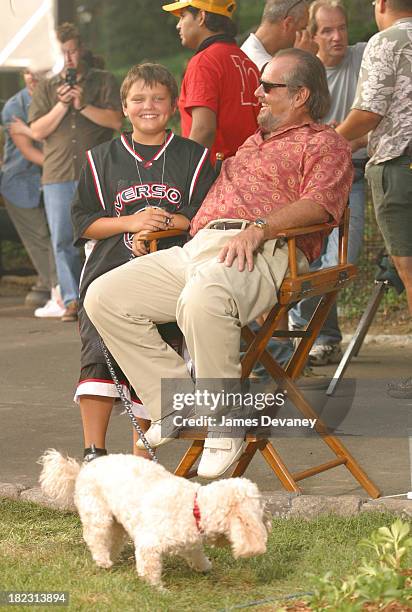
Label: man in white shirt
xmin=241 ymin=0 xmax=318 ymax=71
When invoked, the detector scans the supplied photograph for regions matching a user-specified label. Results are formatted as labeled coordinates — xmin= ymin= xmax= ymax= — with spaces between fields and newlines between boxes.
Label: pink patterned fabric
xmin=190 ymin=123 xmax=354 ymax=262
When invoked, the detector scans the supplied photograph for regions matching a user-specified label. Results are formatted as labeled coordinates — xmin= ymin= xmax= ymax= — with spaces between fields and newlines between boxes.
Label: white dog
xmin=39 ymin=450 xmax=270 ymax=588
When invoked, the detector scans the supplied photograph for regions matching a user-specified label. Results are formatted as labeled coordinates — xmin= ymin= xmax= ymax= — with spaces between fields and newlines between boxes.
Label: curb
xmin=0 ymin=275 xmax=36 ymax=287
xmin=2 ymin=483 xmax=412 ymax=519
xmin=342 ymin=333 xmax=412 ymax=346
xmin=263 ymin=492 xmax=412 ymax=519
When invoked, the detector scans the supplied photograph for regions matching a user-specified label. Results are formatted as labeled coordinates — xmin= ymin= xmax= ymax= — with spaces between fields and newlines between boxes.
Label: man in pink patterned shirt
xmin=85 ymin=49 xmax=353 ymax=479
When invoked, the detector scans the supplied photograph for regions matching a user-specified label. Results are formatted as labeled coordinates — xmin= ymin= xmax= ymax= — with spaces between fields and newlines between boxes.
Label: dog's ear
xmin=228 ymin=502 xmax=268 ymax=559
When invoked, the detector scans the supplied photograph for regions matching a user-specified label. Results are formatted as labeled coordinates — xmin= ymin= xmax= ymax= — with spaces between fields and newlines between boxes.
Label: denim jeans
xmin=289 ymin=167 xmax=366 ymax=345
xmin=43 ymin=181 xmax=81 ymax=306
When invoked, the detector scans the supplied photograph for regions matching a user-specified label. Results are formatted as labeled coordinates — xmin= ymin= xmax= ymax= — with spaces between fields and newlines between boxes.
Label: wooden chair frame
xmin=144 ymin=209 xmax=380 ymax=499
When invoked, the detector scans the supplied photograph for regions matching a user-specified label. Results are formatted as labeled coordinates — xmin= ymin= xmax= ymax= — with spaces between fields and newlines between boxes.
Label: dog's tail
xmin=38 ymin=449 xmax=80 ymax=509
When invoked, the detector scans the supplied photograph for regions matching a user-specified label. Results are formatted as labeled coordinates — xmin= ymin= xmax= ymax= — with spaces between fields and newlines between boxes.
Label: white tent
xmin=0 ymin=0 xmax=61 ymax=72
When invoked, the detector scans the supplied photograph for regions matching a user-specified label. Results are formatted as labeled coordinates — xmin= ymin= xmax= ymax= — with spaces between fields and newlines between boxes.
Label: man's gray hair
xmin=263 ymin=0 xmax=308 ymax=23
xmin=308 ymin=0 xmax=347 ymax=36
xmin=275 ymin=48 xmax=331 ymax=121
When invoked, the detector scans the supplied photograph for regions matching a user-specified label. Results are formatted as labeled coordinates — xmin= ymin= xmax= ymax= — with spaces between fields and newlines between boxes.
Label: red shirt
xmin=190 ymin=123 xmax=354 ymax=263
xmin=179 ymin=41 xmax=260 ymax=163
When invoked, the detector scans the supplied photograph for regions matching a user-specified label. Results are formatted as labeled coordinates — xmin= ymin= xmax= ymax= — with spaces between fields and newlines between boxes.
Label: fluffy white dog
xmin=39 ymin=450 xmax=270 ymax=588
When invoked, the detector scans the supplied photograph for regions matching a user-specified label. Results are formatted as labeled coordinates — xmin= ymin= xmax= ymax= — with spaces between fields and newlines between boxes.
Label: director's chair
xmin=144 ymin=208 xmax=380 ymax=499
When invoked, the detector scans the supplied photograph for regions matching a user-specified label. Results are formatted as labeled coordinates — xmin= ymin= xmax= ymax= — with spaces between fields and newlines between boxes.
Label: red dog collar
xmin=193 ymin=492 xmax=203 ymax=532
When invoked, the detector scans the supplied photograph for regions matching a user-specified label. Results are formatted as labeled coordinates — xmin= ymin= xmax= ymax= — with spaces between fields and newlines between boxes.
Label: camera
xmin=65 ymin=68 xmax=77 ymax=87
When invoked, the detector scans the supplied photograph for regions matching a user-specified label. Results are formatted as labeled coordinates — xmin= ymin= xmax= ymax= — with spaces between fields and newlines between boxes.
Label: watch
xmin=253 ymin=218 xmax=268 ymax=231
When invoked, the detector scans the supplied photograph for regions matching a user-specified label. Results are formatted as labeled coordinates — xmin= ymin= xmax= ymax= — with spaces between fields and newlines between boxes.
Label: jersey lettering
xmin=230 ymin=55 xmax=260 ymax=107
xmin=114 ymin=182 xmax=183 ymax=214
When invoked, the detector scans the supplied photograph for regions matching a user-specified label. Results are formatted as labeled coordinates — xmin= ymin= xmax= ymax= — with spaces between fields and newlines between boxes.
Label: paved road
xmin=1 ymin=288 xmax=411 ymax=498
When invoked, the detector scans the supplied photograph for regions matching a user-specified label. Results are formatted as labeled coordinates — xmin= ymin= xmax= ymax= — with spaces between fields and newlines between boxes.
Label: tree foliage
xmin=75 ymin=0 xmax=377 ymax=73
xmin=77 ymin=0 xmax=182 ymax=70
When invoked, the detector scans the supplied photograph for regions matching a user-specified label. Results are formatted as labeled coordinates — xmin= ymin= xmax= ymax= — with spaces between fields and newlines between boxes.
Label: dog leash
xmin=99 ymin=337 xmax=158 ymax=462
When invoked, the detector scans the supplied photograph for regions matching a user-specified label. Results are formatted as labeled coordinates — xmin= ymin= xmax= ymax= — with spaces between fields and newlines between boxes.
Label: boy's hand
xmin=132 ymin=231 xmax=150 ymax=257
xmin=126 ymin=208 xmax=173 ymax=233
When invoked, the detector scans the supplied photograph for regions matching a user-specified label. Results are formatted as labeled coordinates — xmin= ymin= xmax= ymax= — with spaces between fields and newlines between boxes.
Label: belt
xmin=206 ymin=220 xmax=251 ymax=231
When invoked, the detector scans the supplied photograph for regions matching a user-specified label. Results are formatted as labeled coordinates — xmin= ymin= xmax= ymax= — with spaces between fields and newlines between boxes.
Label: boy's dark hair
xmin=120 ymin=63 xmax=179 ymax=106
xmin=56 ymin=22 xmax=82 ymax=45
xmin=187 ymin=6 xmax=238 ymax=37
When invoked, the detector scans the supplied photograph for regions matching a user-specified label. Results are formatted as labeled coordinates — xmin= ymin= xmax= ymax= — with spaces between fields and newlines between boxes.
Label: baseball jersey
xmin=72 ymin=130 xmax=216 ymax=300
xmin=179 ymin=39 xmax=260 ymax=162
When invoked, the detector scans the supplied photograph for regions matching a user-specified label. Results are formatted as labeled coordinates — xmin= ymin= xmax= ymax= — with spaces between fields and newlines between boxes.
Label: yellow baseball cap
xmin=162 ymin=0 xmax=237 ymax=18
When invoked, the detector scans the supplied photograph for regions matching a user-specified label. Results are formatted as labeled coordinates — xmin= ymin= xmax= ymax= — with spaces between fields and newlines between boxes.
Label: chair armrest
xmin=141 ymin=229 xmax=188 ymax=254
xmin=273 ymin=222 xmax=337 ymax=239
xmin=143 ymin=229 xmax=187 ymax=241
xmin=276 ymin=210 xmax=349 ymax=278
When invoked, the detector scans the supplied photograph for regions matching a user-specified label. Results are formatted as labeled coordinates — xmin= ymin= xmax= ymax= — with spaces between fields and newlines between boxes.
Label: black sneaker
xmin=83 ymin=445 xmax=107 ymax=463
xmin=387 ymin=377 xmax=412 ymax=399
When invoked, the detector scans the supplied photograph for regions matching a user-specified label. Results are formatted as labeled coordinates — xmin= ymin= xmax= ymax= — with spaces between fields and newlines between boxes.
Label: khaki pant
xmin=85 ymin=229 xmax=308 ymax=421
xmin=3 ymin=197 xmax=56 ymax=289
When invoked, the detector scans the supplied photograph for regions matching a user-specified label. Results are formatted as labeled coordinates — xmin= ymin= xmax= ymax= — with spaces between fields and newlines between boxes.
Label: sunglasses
xmin=258 ymin=79 xmax=288 ymax=94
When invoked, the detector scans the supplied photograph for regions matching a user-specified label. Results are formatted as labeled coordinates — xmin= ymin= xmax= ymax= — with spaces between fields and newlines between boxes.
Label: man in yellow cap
xmin=162 ymin=0 xmax=260 ymax=163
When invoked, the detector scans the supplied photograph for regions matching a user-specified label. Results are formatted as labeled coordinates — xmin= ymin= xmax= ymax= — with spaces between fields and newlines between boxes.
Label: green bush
xmin=306 ymin=519 xmax=412 ymax=610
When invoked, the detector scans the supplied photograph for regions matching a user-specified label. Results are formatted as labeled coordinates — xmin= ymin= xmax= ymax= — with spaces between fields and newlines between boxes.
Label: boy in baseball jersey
xmin=72 ymin=63 xmax=215 ymax=462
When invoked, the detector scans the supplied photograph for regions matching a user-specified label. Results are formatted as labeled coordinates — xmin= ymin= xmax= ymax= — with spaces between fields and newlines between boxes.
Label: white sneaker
xmin=135 ymin=422 xmax=177 ymax=450
xmin=135 ymin=406 xmax=196 ymax=450
xmin=34 ymin=286 xmax=65 ymax=318
xmin=197 ymin=437 xmax=245 ymax=479
xmin=309 ymin=343 xmax=343 ymax=366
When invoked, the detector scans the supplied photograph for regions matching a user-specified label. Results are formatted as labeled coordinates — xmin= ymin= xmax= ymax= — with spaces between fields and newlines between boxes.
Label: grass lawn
xmin=1 ymin=500 xmax=411 ymax=611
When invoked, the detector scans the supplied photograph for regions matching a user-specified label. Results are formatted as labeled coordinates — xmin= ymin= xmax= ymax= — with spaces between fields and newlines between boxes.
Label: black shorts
xmin=75 ymin=303 xmax=149 ymax=418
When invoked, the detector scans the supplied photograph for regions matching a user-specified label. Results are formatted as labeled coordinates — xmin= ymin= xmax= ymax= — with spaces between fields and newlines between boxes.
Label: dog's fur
xmin=39 ymin=450 xmax=270 ymax=588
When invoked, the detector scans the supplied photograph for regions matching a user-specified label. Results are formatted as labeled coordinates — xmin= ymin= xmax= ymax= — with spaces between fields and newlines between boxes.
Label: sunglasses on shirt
xmin=258 ymin=79 xmax=288 ymax=94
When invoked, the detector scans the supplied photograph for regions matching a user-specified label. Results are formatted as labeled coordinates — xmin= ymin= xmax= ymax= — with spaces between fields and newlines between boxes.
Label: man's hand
xmin=350 ymin=135 xmax=368 ymax=153
xmin=125 ymin=208 xmax=173 ymax=233
xmin=56 ymin=83 xmax=74 ymax=106
xmin=294 ymin=30 xmax=319 ymax=55
xmin=71 ymin=84 xmax=84 ymax=110
xmin=9 ymin=116 xmax=32 ymax=138
xmin=217 ymin=226 xmax=265 ymax=272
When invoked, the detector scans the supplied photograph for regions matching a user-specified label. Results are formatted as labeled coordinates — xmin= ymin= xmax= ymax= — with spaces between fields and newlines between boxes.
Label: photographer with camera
xmin=28 ymin=23 xmax=122 ymax=322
